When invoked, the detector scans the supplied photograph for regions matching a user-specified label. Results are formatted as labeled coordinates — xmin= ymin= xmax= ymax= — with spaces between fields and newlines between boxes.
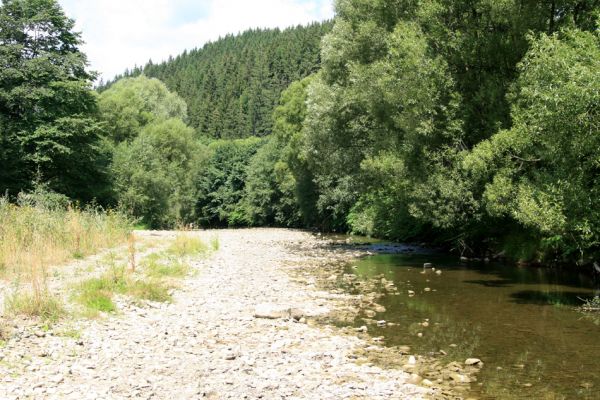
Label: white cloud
xmin=58 ymin=0 xmax=334 ymax=81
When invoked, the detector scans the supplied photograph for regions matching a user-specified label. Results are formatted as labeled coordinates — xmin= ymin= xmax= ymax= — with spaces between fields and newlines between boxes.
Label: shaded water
xmin=342 ymin=252 xmax=600 ymax=399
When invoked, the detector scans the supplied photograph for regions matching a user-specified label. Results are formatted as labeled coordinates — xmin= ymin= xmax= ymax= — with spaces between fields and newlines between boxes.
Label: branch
xmin=510 ymin=154 xmax=541 ymax=163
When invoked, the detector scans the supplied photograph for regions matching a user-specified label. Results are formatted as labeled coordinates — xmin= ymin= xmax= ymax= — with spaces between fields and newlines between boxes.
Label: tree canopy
xmin=2 ymin=0 xmax=599 ymax=266
xmin=0 ymin=0 xmax=107 ymax=202
xmin=100 ymin=22 xmax=332 ymax=139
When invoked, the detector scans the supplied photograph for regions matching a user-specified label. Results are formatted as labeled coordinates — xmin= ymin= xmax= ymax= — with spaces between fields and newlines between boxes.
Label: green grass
xmin=127 ymin=280 xmax=171 ymax=302
xmin=167 ymin=234 xmax=209 ymax=257
xmin=76 ymin=276 xmax=121 ymax=314
xmin=75 ymin=264 xmax=172 ymax=316
xmin=143 ymin=253 xmax=190 ymax=278
xmin=6 ymin=291 xmax=65 ymax=322
xmin=73 ymin=232 xmax=214 ymax=318
xmin=55 ymin=326 xmax=82 ymax=339
xmin=133 ymin=222 xmax=150 ymax=230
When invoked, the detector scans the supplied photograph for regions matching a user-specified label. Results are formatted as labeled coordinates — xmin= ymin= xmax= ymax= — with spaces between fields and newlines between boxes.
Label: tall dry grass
xmin=0 ymin=197 xmax=131 ymax=320
xmin=0 ymin=198 xmax=131 ymax=276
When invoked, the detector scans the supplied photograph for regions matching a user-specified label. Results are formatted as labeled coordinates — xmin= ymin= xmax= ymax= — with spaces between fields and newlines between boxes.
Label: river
xmin=332 ymin=242 xmax=600 ymax=399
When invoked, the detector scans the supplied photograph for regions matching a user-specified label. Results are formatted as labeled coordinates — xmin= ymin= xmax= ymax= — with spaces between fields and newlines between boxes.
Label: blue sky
xmin=58 ymin=0 xmax=334 ymax=81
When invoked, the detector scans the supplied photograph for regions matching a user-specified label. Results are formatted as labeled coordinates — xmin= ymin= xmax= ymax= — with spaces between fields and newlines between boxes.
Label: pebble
xmin=0 ymin=230 xmax=436 ymax=400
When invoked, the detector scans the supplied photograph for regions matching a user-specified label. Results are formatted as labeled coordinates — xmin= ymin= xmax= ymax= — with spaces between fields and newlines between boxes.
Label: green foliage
xmin=274 ymin=0 xmax=600 ymax=264
xmin=196 ymin=137 xmax=263 ymax=226
xmin=466 ymin=29 xmax=600 ymax=262
xmin=303 ymin=15 xmax=463 ymax=234
xmin=239 ymin=77 xmax=318 ymax=227
xmin=0 ymin=0 xmax=109 ymax=202
xmin=111 ymin=118 xmax=205 ymax=228
xmin=101 ymin=23 xmax=332 ymax=139
xmin=98 ymin=76 xmax=188 ymax=143
xmin=2 ymin=0 xmax=599 ymax=268
xmin=97 ymin=76 xmax=205 ymax=228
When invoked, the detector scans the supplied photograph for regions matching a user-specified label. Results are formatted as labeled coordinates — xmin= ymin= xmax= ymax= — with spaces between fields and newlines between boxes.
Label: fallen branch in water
xmin=578 ymin=296 xmax=600 ymax=312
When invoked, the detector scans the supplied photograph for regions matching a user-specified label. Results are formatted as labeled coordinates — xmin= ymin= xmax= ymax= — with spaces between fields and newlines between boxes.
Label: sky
xmin=58 ymin=0 xmax=335 ymax=81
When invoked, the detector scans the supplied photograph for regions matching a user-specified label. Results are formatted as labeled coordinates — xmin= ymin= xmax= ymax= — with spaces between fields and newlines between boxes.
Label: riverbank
xmin=0 ymin=228 xmax=455 ymax=399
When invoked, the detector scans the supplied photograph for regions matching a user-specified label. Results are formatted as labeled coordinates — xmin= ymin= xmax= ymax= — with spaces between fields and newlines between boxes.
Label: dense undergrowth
xmin=0 ymin=191 xmax=132 ymax=321
xmin=0 ymin=193 xmax=131 ymax=278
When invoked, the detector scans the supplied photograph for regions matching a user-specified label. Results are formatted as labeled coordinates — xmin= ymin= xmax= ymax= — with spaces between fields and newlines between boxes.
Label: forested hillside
xmin=101 ymin=23 xmax=332 ymax=138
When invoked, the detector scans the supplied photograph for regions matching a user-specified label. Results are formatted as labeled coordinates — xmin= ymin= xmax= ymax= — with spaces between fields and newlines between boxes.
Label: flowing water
xmin=338 ymin=249 xmax=600 ymax=399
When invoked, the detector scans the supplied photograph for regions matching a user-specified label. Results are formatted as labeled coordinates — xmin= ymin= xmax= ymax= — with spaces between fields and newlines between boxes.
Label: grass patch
xmin=127 ymin=280 xmax=171 ymax=302
xmin=143 ymin=253 xmax=190 ymax=278
xmin=0 ymin=194 xmax=131 ymax=321
xmin=55 ymin=326 xmax=82 ymax=339
xmin=167 ymin=234 xmax=208 ymax=257
xmin=76 ymin=276 xmax=120 ymax=314
xmin=75 ymin=264 xmax=172 ymax=316
xmin=0 ymin=198 xmax=131 ymax=277
xmin=6 ymin=290 xmax=65 ymax=322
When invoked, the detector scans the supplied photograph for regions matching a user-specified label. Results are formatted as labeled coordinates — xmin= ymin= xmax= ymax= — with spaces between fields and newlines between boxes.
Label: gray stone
xmin=253 ymin=304 xmax=290 ymax=319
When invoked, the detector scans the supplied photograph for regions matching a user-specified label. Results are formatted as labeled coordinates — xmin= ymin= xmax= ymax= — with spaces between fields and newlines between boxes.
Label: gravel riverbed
xmin=0 ymin=229 xmax=439 ymax=399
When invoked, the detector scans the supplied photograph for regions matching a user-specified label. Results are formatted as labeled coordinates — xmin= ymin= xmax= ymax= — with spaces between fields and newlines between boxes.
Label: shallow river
xmin=339 ymin=250 xmax=599 ymax=399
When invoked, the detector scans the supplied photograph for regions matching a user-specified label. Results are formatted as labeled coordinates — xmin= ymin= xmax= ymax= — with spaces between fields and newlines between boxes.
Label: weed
xmin=76 ymin=263 xmax=172 ymax=316
xmin=127 ymin=280 xmax=171 ymax=302
xmin=77 ymin=279 xmax=117 ymax=314
xmin=55 ymin=326 xmax=82 ymax=339
xmin=167 ymin=234 xmax=208 ymax=257
xmin=144 ymin=254 xmax=189 ymax=278
xmin=0 ymin=320 xmax=8 ymax=342
xmin=128 ymin=233 xmax=137 ymax=273
xmin=0 ymin=198 xmax=131 ymax=277
xmin=6 ymin=290 xmax=64 ymax=322
xmin=210 ymin=235 xmax=220 ymax=251
xmin=580 ymin=295 xmax=600 ymax=312
xmin=75 ymin=269 xmax=127 ymax=315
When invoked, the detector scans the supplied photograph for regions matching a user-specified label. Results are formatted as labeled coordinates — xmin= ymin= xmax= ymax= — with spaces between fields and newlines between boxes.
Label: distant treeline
xmin=99 ymin=22 xmax=332 ymax=139
xmin=1 ymin=0 xmax=599 ymax=268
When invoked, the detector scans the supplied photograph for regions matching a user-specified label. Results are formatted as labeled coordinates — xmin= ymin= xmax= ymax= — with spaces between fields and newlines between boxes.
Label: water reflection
xmin=340 ymin=253 xmax=600 ymax=399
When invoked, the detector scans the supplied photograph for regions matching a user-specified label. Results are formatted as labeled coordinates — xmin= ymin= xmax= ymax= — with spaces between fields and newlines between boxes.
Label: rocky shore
xmin=0 ymin=229 xmax=474 ymax=399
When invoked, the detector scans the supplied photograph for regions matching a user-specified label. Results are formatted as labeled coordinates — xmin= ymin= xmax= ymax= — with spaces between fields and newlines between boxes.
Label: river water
xmin=337 ymin=248 xmax=599 ymax=399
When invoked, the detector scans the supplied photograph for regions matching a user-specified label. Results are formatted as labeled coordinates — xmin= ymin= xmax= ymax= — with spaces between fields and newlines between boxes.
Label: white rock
xmin=253 ymin=304 xmax=290 ymax=319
